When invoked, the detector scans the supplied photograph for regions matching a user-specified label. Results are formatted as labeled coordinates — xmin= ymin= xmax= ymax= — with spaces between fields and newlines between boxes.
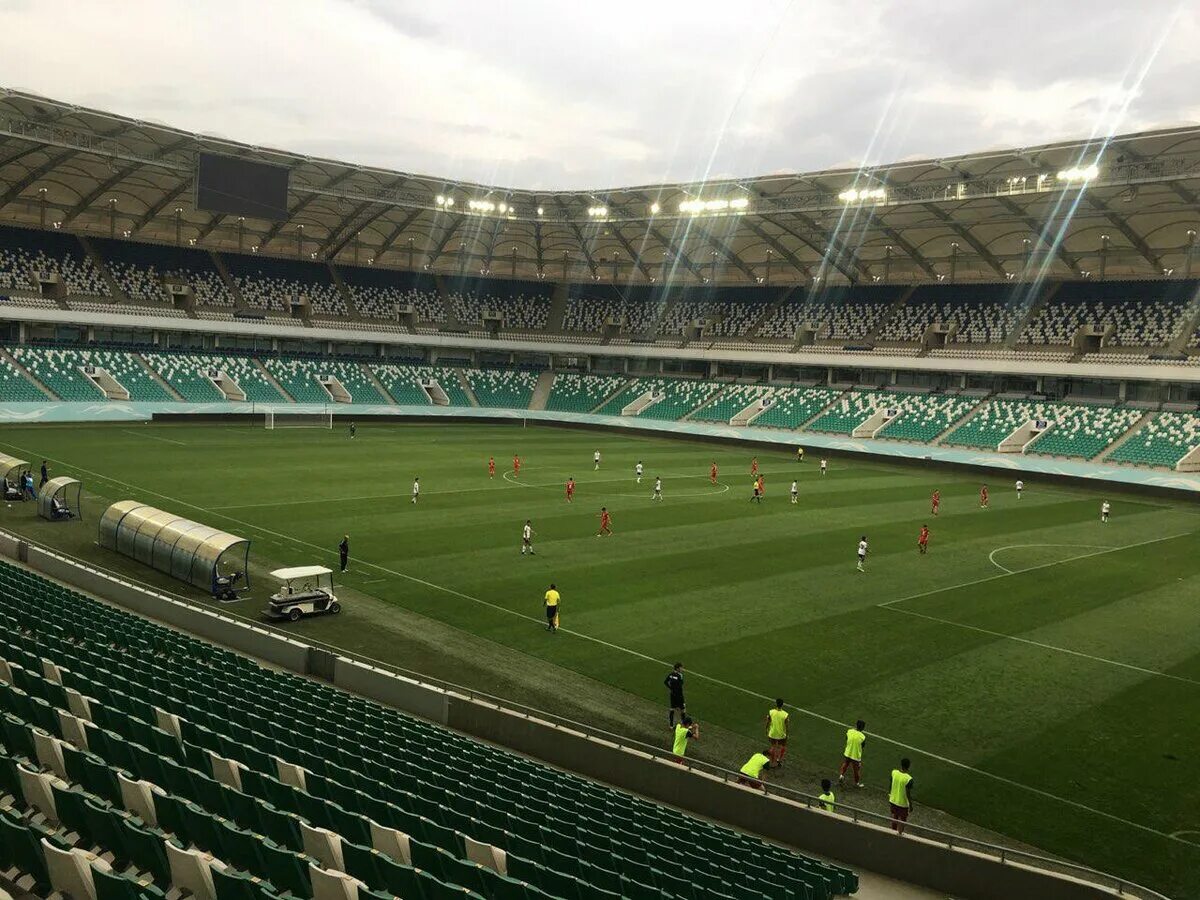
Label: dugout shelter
xmin=37 ymin=477 xmax=82 ymax=521
xmin=98 ymin=500 xmax=251 ymax=597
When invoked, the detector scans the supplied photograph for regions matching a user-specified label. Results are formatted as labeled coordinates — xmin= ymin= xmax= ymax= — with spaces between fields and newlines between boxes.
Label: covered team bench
xmin=37 ymin=476 xmax=82 ymax=521
xmin=0 ymin=453 xmax=31 ymax=501
xmin=98 ymin=500 xmax=250 ymax=600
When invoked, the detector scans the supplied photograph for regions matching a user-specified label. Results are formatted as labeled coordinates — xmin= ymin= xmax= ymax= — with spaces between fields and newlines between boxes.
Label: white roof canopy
xmin=270 ymin=566 xmax=333 ymax=581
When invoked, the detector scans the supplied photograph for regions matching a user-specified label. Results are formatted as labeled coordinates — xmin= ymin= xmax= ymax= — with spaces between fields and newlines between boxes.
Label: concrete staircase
xmin=545 ymin=283 xmax=569 ymax=333
xmin=1168 ymin=294 xmax=1200 ymax=354
xmin=210 ymin=252 xmax=246 ymax=307
xmin=589 ymin=377 xmax=634 ymax=414
xmin=529 ymin=371 xmax=555 ymax=411
xmin=1005 ymin=281 xmax=1059 ymax=348
xmin=133 ymin=353 xmax=184 ymax=401
xmin=455 ymin=369 xmax=481 ymax=406
xmin=931 ymin=397 xmax=990 ymax=445
xmin=683 ymin=384 xmax=731 ymax=421
xmin=253 ymin=358 xmax=294 ymax=402
xmin=76 ymin=235 xmax=127 ymax=303
xmin=360 ymin=362 xmax=397 ymax=405
xmin=1095 ymin=410 xmax=1156 ymax=462
xmin=865 ymin=286 xmax=917 ymax=342
xmin=328 ymin=264 xmax=360 ymax=319
xmin=0 ymin=348 xmax=57 ymax=399
xmin=795 ymin=389 xmax=851 ymax=431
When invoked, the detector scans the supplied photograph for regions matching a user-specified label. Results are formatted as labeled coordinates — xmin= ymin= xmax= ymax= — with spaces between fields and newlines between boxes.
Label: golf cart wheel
xmin=287 ymin=608 xmax=302 ymax=622
xmin=330 ymin=602 xmax=342 ymax=614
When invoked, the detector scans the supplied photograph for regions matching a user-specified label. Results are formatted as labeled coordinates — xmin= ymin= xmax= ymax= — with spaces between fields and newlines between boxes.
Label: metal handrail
xmin=0 ymin=529 xmax=1173 ymax=900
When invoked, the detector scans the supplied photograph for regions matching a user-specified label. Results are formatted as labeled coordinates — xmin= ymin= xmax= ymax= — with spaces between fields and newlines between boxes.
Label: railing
xmin=0 ymin=528 xmax=1174 ymax=900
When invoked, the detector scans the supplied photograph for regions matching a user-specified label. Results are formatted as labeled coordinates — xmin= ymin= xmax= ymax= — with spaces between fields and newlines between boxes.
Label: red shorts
xmin=737 ymin=776 xmax=763 ymax=789
xmin=889 ymin=804 xmax=910 ymax=822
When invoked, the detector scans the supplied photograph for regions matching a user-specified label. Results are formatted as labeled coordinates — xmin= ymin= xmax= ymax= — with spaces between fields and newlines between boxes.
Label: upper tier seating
xmin=1108 ymin=412 xmax=1200 ymax=467
xmin=878 ymin=296 xmax=1026 ymax=344
xmin=144 ymin=352 xmax=285 ymax=403
xmin=1020 ymin=281 xmax=1196 ymax=348
xmin=758 ymin=287 xmax=901 ymax=342
xmin=545 ymin=373 xmax=629 ymax=413
xmin=0 ymin=225 xmax=109 ymax=297
xmin=223 ymin=254 xmax=346 ymax=317
xmin=659 ymin=288 xmax=776 ymax=338
xmin=563 ymin=291 xmax=623 ymax=333
xmin=93 ymin=238 xmax=234 ymax=307
xmin=370 ymin=364 xmax=471 ymax=406
xmin=0 ymin=559 xmax=856 ymax=900
xmin=338 ymin=266 xmax=444 ymax=321
xmin=260 ymin=358 xmax=387 ymax=404
xmin=943 ymin=399 xmax=1142 ymax=459
xmin=0 ymin=353 xmax=46 ymax=401
xmin=445 ymin=278 xmax=553 ymax=331
xmin=464 ymin=368 xmax=539 ymax=408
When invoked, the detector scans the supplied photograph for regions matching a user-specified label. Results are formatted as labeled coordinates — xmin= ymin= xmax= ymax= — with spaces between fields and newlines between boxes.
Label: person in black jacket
xmin=338 ymin=535 xmax=350 ymax=573
xmin=39 ymin=460 xmax=49 ymax=487
xmin=665 ymin=662 xmax=685 ymax=726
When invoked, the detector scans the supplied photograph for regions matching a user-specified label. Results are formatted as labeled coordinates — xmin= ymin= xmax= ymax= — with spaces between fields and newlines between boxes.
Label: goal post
xmin=264 ymin=409 xmax=333 ymax=430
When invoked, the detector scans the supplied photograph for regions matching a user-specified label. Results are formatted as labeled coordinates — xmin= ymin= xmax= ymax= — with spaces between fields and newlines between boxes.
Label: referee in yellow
xmin=543 ymin=583 xmax=560 ymax=632
xmin=766 ymin=698 xmax=789 ymax=765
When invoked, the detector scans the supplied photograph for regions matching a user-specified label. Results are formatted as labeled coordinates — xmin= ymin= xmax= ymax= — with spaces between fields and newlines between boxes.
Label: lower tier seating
xmin=544 ymin=374 xmax=628 ymax=413
xmin=942 ymin=400 xmax=1142 ymax=459
xmin=0 ymin=560 xmax=856 ymax=900
xmin=1108 ymin=412 xmax=1200 ymax=467
xmin=464 ymin=369 xmax=539 ymax=409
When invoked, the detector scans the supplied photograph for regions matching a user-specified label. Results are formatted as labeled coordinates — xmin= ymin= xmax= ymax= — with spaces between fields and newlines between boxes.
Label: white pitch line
xmin=877 ymin=531 xmax=1194 ymax=607
xmin=881 ymin=605 xmax=1200 ymax=686
xmin=987 ymin=543 xmax=1113 ymax=575
xmin=121 ymin=429 xmax=187 ymax=446
xmin=1 ymin=439 xmax=1195 ymax=846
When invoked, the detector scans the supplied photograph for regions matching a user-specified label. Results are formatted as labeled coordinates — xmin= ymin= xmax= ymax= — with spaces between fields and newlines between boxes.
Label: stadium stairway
xmin=1005 ymin=282 xmax=1059 ymax=349
xmin=589 ymin=376 xmax=634 ymax=413
xmin=544 ymin=283 xmax=569 ymax=334
xmin=1167 ymin=289 xmax=1200 ymax=353
xmin=1094 ymin=409 xmax=1157 ymax=462
xmin=454 ymin=369 xmax=481 ymax=406
xmin=133 ymin=354 xmax=185 ymax=402
xmin=360 ymin=364 xmax=398 ymax=405
xmin=682 ymin=384 xmax=732 ymax=421
xmin=253 ymin=359 xmax=296 ymax=402
xmin=76 ymin=236 xmax=126 ymax=304
xmin=863 ymin=287 xmax=917 ymax=343
xmin=930 ymin=398 xmax=989 ymax=445
xmin=0 ymin=348 xmax=55 ymax=400
xmin=327 ymin=265 xmax=360 ymax=320
xmin=529 ymin=371 xmax=555 ymax=410
xmin=747 ymin=287 xmax=797 ymax=341
xmin=209 ymin=252 xmax=245 ymax=308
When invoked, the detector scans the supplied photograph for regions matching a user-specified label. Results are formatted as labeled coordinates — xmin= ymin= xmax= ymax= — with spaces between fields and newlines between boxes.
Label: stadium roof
xmin=1 ymin=88 xmax=1199 ymax=286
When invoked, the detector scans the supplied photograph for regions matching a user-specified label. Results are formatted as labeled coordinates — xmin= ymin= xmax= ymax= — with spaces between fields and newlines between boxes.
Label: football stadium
xmin=1 ymin=14 xmax=1200 ymax=899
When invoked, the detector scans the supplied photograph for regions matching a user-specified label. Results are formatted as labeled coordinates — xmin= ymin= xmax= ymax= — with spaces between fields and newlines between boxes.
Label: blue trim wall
xmin=3 ymin=400 xmax=1198 ymax=495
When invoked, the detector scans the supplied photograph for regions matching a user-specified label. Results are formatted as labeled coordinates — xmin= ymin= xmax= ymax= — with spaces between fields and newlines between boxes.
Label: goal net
xmin=264 ymin=410 xmax=333 ymax=430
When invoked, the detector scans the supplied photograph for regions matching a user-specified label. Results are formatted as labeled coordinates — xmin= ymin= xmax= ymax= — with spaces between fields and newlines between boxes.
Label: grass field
xmin=2 ymin=420 xmax=1198 ymax=896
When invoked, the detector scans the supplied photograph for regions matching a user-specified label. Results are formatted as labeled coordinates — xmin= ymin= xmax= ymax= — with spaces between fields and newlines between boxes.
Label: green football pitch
xmin=2 ymin=420 xmax=1198 ymax=895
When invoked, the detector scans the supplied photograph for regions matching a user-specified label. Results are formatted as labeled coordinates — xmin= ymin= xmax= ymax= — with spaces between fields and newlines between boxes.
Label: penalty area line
xmin=0 ymin=440 xmax=1192 ymax=847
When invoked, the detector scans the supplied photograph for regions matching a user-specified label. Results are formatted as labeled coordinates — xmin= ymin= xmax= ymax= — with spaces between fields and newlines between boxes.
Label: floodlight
xmin=650 ymin=202 xmax=660 ymax=214
xmin=1057 ymin=165 xmax=1099 ymax=183
xmin=537 ymin=207 xmax=544 ymax=215
xmin=435 ymin=195 xmax=446 ymax=205
xmin=498 ymin=203 xmax=507 ymax=213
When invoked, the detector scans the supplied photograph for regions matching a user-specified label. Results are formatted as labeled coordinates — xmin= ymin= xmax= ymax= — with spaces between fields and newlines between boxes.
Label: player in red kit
xmin=931 ymin=489 xmax=940 ymax=516
xmin=756 ymin=474 xmax=765 ymax=498
xmin=751 ymin=457 xmax=759 ymax=477
xmin=565 ymin=477 xmax=575 ymax=502
xmin=979 ymin=484 xmax=989 ymax=509
xmin=918 ymin=525 xmax=929 ymax=554
xmin=488 ymin=457 xmax=496 ymax=478
xmin=513 ymin=455 xmax=521 ymax=477
xmin=710 ymin=461 xmax=719 ymax=485
xmin=597 ymin=507 xmax=613 ymax=536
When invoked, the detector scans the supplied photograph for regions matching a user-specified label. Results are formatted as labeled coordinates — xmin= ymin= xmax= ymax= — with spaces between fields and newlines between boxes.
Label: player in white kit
xmin=411 ymin=477 xmax=420 ymax=504
xmin=635 ymin=461 xmax=644 ymax=484
xmin=1015 ymin=479 xmax=1024 ymax=500
xmin=820 ymin=459 xmax=828 ymax=476
xmin=790 ymin=480 xmax=798 ymax=505
xmin=593 ymin=450 xmax=601 ymax=470
xmin=1101 ymin=500 xmax=1111 ymax=523
xmin=521 ymin=520 xmax=535 ymax=555
xmin=651 ymin=476 xmax=663 ymax=501
xmin=856 ymin=536 xmax=868 ymax=572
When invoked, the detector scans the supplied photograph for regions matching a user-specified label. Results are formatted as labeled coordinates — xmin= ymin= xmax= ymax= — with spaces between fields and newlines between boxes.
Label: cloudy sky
xmin=1 ymin=0 xmax=1197 ymax=190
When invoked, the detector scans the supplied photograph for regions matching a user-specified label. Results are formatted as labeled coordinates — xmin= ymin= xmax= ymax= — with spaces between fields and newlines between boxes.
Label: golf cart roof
xmin=270 ymin=566 xmax=333 ymax=581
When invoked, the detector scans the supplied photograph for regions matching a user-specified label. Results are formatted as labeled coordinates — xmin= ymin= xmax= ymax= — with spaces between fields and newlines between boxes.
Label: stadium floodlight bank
xmin=264 ymin=409 xmax=333 ymax=429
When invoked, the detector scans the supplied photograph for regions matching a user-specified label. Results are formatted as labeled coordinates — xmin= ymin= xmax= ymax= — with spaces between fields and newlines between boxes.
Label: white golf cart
xmin=264 ymin=566 xmax=342 ymax=622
